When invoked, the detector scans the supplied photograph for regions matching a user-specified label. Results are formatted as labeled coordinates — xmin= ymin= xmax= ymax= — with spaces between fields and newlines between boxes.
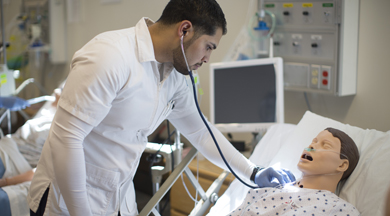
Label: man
xmin=227 ymin=128 xmax=360 ymax=215
xmin=28 ymin=1 xmax=294 ymax=215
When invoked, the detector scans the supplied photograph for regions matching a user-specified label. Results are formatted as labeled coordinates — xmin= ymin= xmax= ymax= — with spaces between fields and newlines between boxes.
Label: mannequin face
xmin=297 ymin=130 xmax=349 ymax=177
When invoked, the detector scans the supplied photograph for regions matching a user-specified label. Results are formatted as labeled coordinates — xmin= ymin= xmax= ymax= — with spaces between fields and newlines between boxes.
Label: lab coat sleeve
xmin=59 ymin=39 xmax=128 ymax=127
xmin=50 ymin=107 xmax=94 ymax=216
xmin=169 ymin=111 xmax=256 ymax=182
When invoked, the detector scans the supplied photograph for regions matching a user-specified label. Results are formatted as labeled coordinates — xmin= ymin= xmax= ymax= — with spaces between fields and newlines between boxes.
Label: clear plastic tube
xmin=304 ymin=147 xmax=349 ymax=160
xmin=26 ymin=95 xmax=55 ymax=105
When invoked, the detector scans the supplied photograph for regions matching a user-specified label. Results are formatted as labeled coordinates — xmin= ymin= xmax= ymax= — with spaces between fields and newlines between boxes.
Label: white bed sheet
xmin=208 ymin=111 xmax=390 ymax=216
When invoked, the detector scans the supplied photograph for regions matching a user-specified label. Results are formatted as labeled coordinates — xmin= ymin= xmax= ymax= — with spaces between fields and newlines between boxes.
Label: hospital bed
xmin=207 ymin=110 xmax=390 ymax=216
xmin=2 ymin=96 xmax=389 ymax=216
xmin=0 ymin=96 xmax=55 ymax=216
xmin=141 ymin=110 xmax=390 ymax=216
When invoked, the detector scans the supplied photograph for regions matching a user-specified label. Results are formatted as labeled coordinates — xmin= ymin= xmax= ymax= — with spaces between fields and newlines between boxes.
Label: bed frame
xmin=139 ymin=146 xmax=229 ymax=216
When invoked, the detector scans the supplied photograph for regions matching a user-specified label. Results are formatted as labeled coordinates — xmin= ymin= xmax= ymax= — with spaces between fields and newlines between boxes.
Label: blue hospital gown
xmin=227 ymin=186 xmax=360 ymax=216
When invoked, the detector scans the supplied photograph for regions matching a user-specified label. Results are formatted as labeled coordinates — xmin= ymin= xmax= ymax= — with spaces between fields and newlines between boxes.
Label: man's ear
xmin=178 ymin=20 xmax=193 ymax=37
xmin=337 ymin=159 xmax=349 ymax=173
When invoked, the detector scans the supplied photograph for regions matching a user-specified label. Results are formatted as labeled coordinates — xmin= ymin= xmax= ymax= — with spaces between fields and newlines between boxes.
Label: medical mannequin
xmin=0 ymin=88 xmax=61 ymax=216
xmin=0 ymin=162 xmax=33 ymax=216
xmin=227 ymin=128 xmax=361 ymax=215
xmin=0 ymin=87 xmax=61 ymax=187
xmin=28 ymin=1 xmax=294 ymax=215
xmin=0 ymin=170 xmax=34 ymax=188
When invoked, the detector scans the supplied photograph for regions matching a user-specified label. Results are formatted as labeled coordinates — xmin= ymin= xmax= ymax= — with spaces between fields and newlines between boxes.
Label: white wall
xmin=3 ymin=0 xmax=390 ymax=132
xmin=65 ymin=0 xmax=170 ymax=61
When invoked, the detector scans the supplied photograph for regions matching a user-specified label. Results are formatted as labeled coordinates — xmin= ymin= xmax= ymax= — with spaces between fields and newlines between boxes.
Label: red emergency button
xmin=322 ymin=71 xmax=329 ymax=77
xmin=322 ymin=79 xmax=328 ymax=85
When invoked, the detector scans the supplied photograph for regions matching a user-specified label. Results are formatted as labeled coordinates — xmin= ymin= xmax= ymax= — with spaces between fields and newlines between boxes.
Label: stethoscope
xmin=180 ymin=33 xmax=257 ymax=189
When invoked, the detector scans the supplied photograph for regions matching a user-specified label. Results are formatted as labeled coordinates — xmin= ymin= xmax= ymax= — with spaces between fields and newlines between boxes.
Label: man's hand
xmin=254 ymin=167 xmax=296 ymax=188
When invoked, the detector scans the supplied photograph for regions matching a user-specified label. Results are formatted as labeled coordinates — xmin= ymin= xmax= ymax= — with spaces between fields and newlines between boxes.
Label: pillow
xmin=268 ymin=111 xmax=390 ymax=216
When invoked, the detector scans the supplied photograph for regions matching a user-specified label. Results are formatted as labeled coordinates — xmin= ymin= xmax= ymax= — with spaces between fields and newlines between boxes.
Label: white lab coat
xmin=28 ymin=18 xmax=256 ymax=215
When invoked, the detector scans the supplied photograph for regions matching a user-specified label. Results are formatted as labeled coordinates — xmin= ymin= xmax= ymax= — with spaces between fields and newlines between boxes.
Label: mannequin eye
xmin=323 ymin=143 xmax=332 ymax=148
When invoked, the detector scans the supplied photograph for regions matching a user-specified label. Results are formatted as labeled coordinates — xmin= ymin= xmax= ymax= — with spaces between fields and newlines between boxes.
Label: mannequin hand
xmin=254 ymin=167 xmax=296 ymax=188
xmin=0 ymin=96 xmax=30 ymax=111
xmin=0 ymin=178 xmax=7 ymax=187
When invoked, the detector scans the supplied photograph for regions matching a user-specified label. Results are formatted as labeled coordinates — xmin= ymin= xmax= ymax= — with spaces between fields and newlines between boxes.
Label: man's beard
xmin=172 ymin=39 xmax=192 ymax=75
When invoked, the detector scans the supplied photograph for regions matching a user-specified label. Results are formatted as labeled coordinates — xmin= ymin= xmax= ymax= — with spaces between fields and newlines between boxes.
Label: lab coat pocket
xmin=85 ymin=162 xmax=120 ymax=215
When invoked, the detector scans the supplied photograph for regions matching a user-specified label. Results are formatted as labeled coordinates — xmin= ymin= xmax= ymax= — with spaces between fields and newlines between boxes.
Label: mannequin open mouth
xmin=301 ymin=153 xmax=313 ymax=161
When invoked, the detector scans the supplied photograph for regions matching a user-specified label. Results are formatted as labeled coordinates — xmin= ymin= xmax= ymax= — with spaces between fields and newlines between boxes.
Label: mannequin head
xmin=324 ymin=128 xmax=359 ymax=181
xmin=297 ymin=128 xmax=359 ymax=191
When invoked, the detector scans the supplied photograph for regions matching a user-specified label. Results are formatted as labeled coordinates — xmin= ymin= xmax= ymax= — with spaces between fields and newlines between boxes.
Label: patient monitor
xmin=209 ymin=57 xmax=284 ymax=133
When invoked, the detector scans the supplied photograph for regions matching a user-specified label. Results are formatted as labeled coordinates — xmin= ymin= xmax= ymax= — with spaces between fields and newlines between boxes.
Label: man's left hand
xmin=254 ymin=167 xmax=296 ymax=188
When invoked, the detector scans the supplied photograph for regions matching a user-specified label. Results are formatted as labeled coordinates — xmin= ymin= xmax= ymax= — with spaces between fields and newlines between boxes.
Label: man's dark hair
xmin=157 ymin=0 xmax=227 ymax=37
xmin=325 ymin=127 xmax=360 ymax=181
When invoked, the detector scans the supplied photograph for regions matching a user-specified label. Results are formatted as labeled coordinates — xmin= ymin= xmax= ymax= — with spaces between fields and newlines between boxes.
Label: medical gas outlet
xmin=262 ymin=0 xmax=359 ymax=96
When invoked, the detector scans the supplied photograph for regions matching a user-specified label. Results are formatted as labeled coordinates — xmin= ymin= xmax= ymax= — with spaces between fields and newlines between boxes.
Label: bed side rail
xmin=139 ymin=147 xmax=198 ymax=216
xmin=189 ymin=170 xmax=230 ymax=216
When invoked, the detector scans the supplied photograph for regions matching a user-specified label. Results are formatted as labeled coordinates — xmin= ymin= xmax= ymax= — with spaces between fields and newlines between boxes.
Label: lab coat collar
xmin=135 ymin=17 xmax=176 ymax=83
xmin=135 ymin=17 xmax=156 ymax=63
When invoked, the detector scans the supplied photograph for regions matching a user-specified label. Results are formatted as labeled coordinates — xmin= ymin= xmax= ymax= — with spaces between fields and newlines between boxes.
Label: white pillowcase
xmin=268 ymin=111 xmax=390 ymax=216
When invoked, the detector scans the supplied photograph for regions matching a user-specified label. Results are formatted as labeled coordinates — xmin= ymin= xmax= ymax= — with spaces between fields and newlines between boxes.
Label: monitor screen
xmin=209 ymin=57 xmax=284 ymax=133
